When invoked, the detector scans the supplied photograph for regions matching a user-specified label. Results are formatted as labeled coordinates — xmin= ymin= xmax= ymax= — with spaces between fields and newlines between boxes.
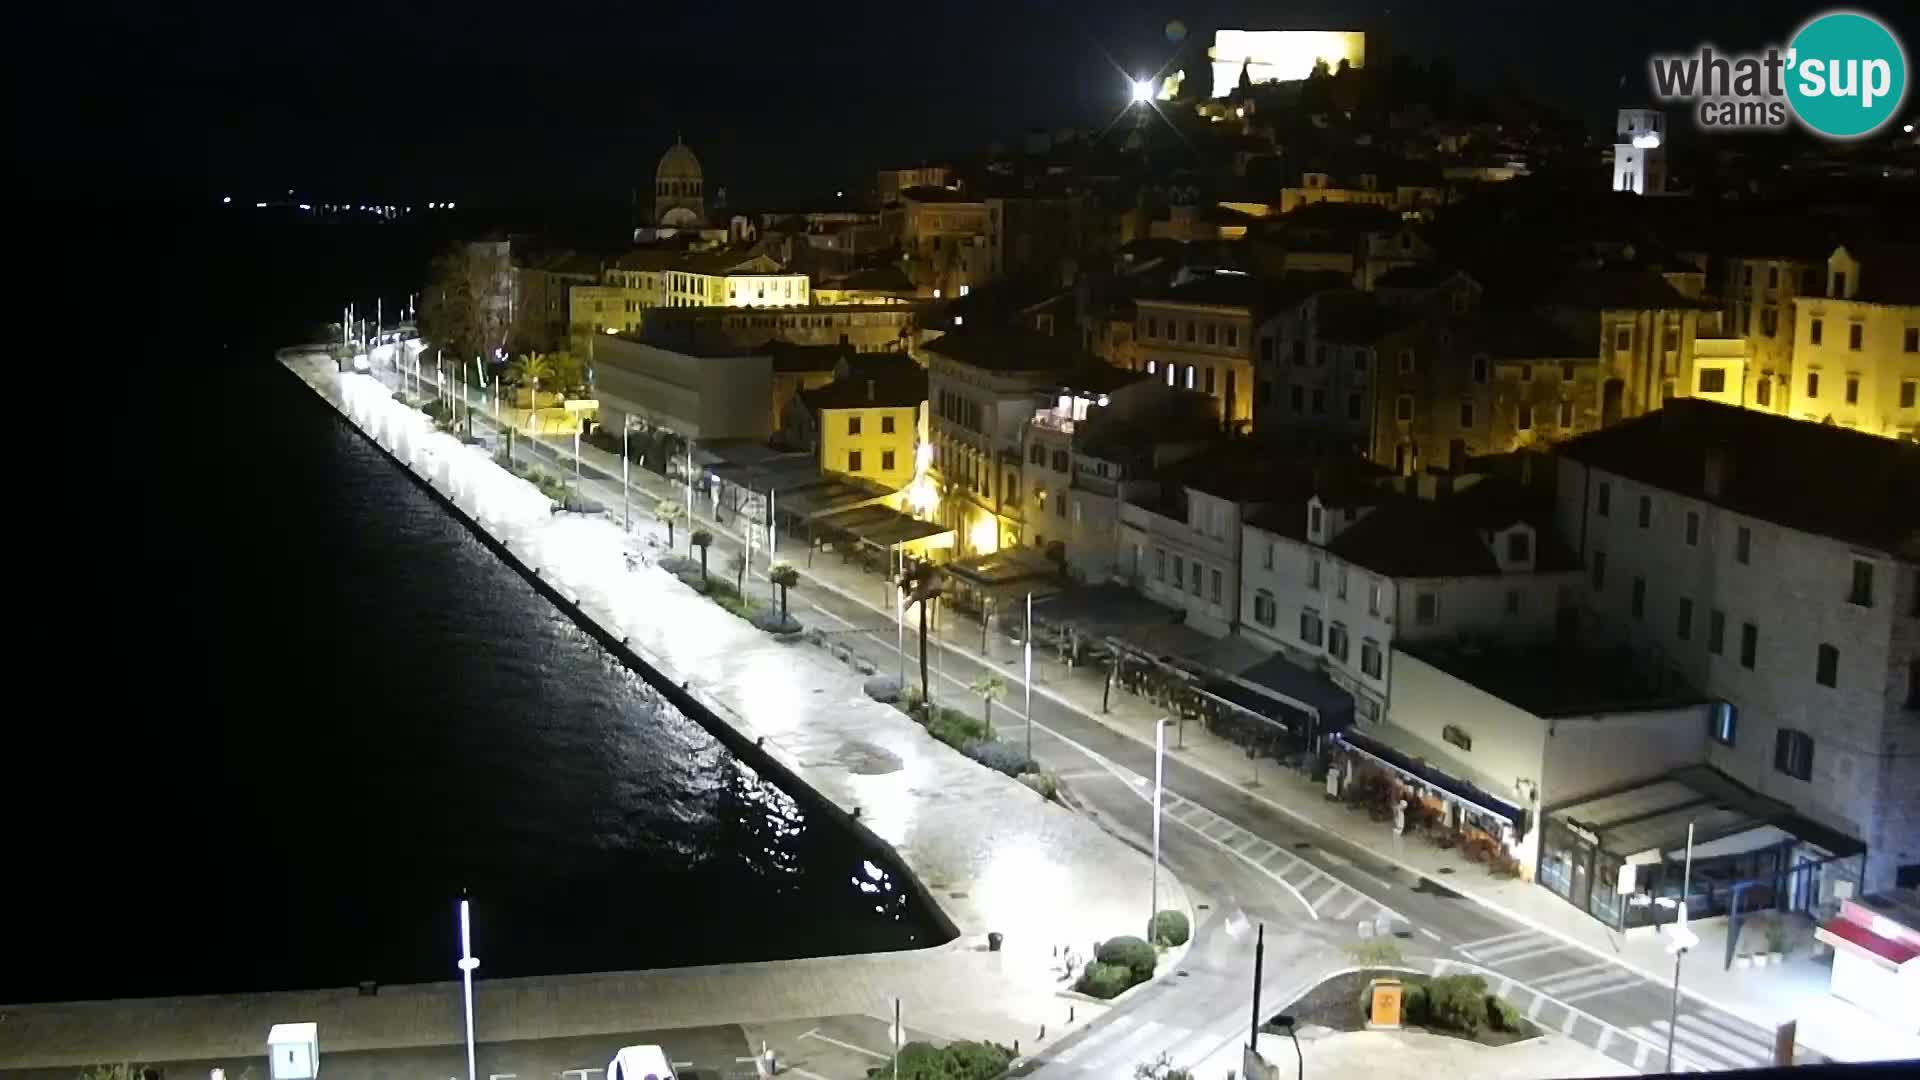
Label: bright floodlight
xmin=1632 ymin=132 xmax=1662 ymax=149
xmin=222 ymin=195 xmax=232 ymax=204
xmin=1907 ymin=124 xmax=1916 ymax=133
xmin=1132 ymin=79 xmax=1155 ymax=103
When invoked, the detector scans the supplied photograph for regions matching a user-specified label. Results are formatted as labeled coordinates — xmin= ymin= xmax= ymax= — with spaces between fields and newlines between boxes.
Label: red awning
xmin=1817 ymin=916 xmax=1920 ymax=967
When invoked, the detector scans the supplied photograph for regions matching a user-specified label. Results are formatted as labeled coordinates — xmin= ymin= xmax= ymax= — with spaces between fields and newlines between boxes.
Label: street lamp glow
xmin=1906 ymin=123 xmax=1916 ymax=134
xmin=1132 ymin=79 xmax=1155 ymax=103
xmin=222 ymin=195 xmax=232 ymax=204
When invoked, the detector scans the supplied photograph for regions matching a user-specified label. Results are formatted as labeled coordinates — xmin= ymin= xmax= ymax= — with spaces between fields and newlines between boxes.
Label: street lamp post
xmin=1023 ymin=591 xmax=1034 ymax=760
xmin=622 ymin=417 xmax=632 ymax=532
xmin=1664 ymin=822 xmax=1699 ymax=1072
xmin=456 ymin=895 xmax=480 ymax=1080
xmin=1150 ymin=716 xmax=1170 ymax=934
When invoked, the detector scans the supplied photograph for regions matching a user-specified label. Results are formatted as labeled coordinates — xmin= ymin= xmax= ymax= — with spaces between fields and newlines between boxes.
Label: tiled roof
xmin=1323 ymin=479 xmax=1581 ymax=578
xmin=612 ymin=249 xmax=786 ymax=275
xmin=920 ymin=324 xmax=1085 ymax=373
xmin=799 ymin=367 xmax=927 ymax=412
xmin=1542 ymin=269 xmax=1716 ymax=312
xmin=1315 ymin=292 xmax=1423 ymax=345
xmin=1558 ymin=399 xmax=1920 ymax=559
xmin=1466 ymin=309 xmax=1592 ymax=360
xmin=1140 ymin=270 xmax=1347 ymax=312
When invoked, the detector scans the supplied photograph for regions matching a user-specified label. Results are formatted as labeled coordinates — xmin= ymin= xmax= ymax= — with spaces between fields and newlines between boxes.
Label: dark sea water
xmin=5 ymin=213 xmax=931 ymax=1004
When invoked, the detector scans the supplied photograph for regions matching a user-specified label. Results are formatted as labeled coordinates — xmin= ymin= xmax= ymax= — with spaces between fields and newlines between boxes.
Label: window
xmin=1227 ymin=326 xmax=1239 ymax=349
xmin=1311 ymin=388 xmax=1325 ymax=414
xmin=1505 ymin=589 xmax=1521 ymax=616
xmin=1398 ymin=348 xmax=1415 ymax=373
xmin=1846 ymin=376 xmax=1860 ymax=405
xmin=1904 ymin=380 xmax=1919 ymax=409
xmin=1677 ymin=596 xmax=1694 ymax=640
xmin=1055 ymin=492 xmax=1066 ymax=517
xmin=1774 ymin=728 xmax=1814 ymax=781
xmin=1757 ymin=378 xmax=1772 ymax=407
xmin=1459 ymin=401 xmax=1475 ymax=428
xmin=1396 ymin=395 xmax=1414 ymax=421
xmin=1328 ymin=623 xmax=1349 ymax=662
xmin=1354 ymin=349 xmax=1370 ymax=371
xmin=1638 ymin=495 xmax=1652 ymax=528
xmin=848 ymin=450 xmax=863 ymax=472
xmin=1309 ymin=505 xmax=1324 ymax=535
xmin=1816 ymin=643 xmax=1840 ymax=688
xmin=1597 ymin=481 xmax=1611 ymax=517
xmin=881 ymin=450 xmax=896 ymax=472
xmin=1631 ymin=576 xmax=1646 ymax=618
xmin=1173 ymin=555 xmax=1185 ymax=588
xmin=1736 ymin=526 xmax=1751 ymax=564
xmin=1710 ymin=702 xmax=1737 ymax=747
xmin=1473 ymin=354 xmax=1489 ymax=383
xmin=1441 ymin=724 xmax=1473 ymax=752
xmin=1190 ymin=564 xmax=1202 ymax=596
xmin=1698 ymin=368 xmax=1726 ymax=393
xmin=1308 ymin=558 xmax=1322 ymax=590
xmin=1316 ymin=345 xmax=1329 ymax=367
xmin=1205 ymin=323 xmax=1217 ymax=346
xmin=1415 ymin=592 xmax=1438 ymax=625
xmin=1663 ymin=327 xmax=1679 ymax=353
xmin=1615 ymin=326 xmax=1632 ymax=352
xmin=1558 ymin=400 xmax=1574 ymax=428
xmin=1592 ymin=550 xmax=1607 ymax=589
xmin=1519 ymin=364 xmax=1534 ymax=383
xmin=1850 ymin=559 xmax=1874 ymax=607
xmin=1336 ymin=566 xmax=1349 ymax=600
xmin=1809 ymin=317 xmax=1823 ymax=345
xmin=1155 ymin=548 xmax=1166 ymax=581
xmin=1517 ymin=404 xmax=1532 ymax=431
xmin=1740 ymin=621 xmax=1759 ymax=669
xmin=1145 ymin=317 xmax=1158 ymax=339
xmin=881 ymin=415 xmax=895 ymax=434
xmin=1361 ymin=640 xmax=1383 ymax=679
xmin=1848 ymin=324 xmax=1863 ymax=350
xmin=1052 ymin=449 xmax=1069 ymax=473
xmin=1708 ymin=609 xmax=1726 ymax=654
xmin=1300 ymin=609 xmax=1324 ymax=646
xmin=1507 ymin=532 xmax=1531 ymax=562
xmin=1290 ymin=385 xmax=1305 ymax=410
xmin=1760 ymin=308 xmax=1778 ymax=337
xmin=1685 ymin=511 xmax=1700 ymax=546
xmin=1807 ymin=371 xmax=1820 ymax=399
xmin=1348 ymin=393 xmax=1363 ymax=420
xmin=1368 ymin=581 xmax=1383 ymax=616
xmin=1210 ymin=568 xmax=1222 ymax=604
xmin=1253 ymin=590 xmax=1276 ymax=627
xmin=1262 ymin=542 xmax=1274 ymax=570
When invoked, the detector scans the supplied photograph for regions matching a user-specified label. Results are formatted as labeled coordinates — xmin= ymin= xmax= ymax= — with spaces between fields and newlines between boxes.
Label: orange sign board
xmin=1369 ymin=979 xmax=1403 ymax=1027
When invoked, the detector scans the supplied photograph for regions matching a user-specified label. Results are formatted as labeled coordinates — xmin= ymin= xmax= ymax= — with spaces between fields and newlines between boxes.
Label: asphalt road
xmin=4 ymin=1025 xmax=754 ymax=1080
xmin=397 ymin=364 xmax=1804 ymax=1076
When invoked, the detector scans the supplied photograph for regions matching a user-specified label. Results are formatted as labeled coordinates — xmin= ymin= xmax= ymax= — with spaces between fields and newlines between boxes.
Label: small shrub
xmin=1017 ymin=770 xmax=1059 ymax=801
xmin=870 ymin=1040 xmax=1014 ymax=1080
xmin=1403 ymin=982 xmax=1430 ymax=1024
xmin=927 ymin=709 xmax=989 ymax=749
xmin=1426 ymin=974 xmax=1490 ymax=1035
xmin=963 ymin=738 xmax=1035 ymax=776
xmin=1096 ymin=935 xmax=1158 ymax=983
xmin=1149 ymin=909 xmax=1191 ymax=947
xmin=1487 ymin=994 xmax=1524 ymax=1033
xmin=1344 ymin=938 xmax=1404 ymax=966
xmin=1075 ymin=961 xmax=1134 ymax=999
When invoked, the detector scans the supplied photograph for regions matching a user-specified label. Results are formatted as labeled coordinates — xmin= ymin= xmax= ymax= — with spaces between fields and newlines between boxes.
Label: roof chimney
xmin=1703 ymin=448 xmax=1728 ymax=499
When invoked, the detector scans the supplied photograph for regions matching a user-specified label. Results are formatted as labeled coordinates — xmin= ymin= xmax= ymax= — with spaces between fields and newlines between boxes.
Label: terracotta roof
xmin=1323 ymin=481 xmax=1581 ymax=578
xmin=920 ymin=324 xmax=1085 ymax=373
xmin=799 ymin=367 xmax=927 ymax=412
xmin=1558 ymin=399 xmax=1920 ymax=559
xmin=1140 ymin=270 xmax=1347 ymax=312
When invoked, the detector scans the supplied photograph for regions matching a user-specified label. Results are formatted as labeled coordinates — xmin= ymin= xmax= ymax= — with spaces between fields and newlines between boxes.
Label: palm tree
xmin=655 ymin=499 xmax=684 ymax=547
xmin=511 ymin=352 xmax=556 ymax=427
xmin=970 ymin=673 xmax=1007 ymax=737
xmin=690 ymin=529 xmax=714 ymax=583
xmin=769 ymin=561 xmax=799 ymax=622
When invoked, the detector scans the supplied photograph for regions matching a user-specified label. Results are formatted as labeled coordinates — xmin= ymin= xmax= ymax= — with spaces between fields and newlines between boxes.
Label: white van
xmin=607 ymin=1044 xmax=677 ymax=1080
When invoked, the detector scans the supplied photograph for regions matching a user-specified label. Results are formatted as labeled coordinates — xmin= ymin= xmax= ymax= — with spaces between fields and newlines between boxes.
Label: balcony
xmin=1030 ymin=410 xmax=1076 ymax=434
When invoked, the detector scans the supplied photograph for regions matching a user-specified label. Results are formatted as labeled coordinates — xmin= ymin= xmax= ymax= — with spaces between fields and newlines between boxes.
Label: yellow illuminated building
xmin=569 ymin=250 xmax=811 ymax=344
xmin=799 ymin=370 xmax=929 ymax=491
xmin=1209 ymin=29 xmax=1365 ymax=94
xmin=1790 ymin=246 xmax=1920 ymax=441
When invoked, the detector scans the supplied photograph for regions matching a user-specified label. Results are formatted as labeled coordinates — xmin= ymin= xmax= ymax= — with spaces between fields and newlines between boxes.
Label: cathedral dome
xmin=656 ymin=139 xmax=703 ymax=183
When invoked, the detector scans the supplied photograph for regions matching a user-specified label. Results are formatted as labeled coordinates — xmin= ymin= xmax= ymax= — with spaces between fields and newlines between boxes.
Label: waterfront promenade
xmin=0 ymin=355 xmax=1191 ymax=1073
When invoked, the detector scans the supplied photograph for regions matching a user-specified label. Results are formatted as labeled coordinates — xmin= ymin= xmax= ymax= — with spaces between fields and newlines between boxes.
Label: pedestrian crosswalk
xmin=1625 ymin=1012 xmax=1782 ymax=1073
xmin=1036 ymin=1013 xmax=1198 ymax=1076
xmin=1157 ymin=790 xmax=1401 ymax=927
xmin=1455 ymin=928 xmax=1578 ymax=966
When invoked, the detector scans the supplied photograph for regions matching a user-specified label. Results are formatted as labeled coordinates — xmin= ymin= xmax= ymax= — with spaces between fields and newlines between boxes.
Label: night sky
xmin=14 ymin=1 xmax=1903 ymax=207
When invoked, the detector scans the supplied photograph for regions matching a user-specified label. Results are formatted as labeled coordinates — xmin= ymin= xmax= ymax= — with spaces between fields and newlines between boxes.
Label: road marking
xmin=1051 ymin=1015 xmax=1133 ymax=1065
xmin=1559 ymin=1008 xmax=1578 ymax=1035
xmin=1643 ymin=1020 xmax=1752 ymax=1070
xmin=802 ymin=1030 xmax=891 ymax=1061
xmin=1419 ymin=927 xmax=1442 ymax=942
xmin=1334 ymin=892 xmax=1370 ymax=920
xmin=1558 ymin=972 xmax=1649 ymax=1004
xmin=1096 ymin=1018 xmax=1173 ymax=1072
xmin=786 ymin=1069 xmax=833 ymax=1080
xmin=1309 ymin=881 xmax=1344 ymax=911
xmin=1526 ymin=992 xmax=1548 ymax=1020
xmin=1596 ymin=1027 xmax=1614 ymax=1055
xmin=1680 ymin=1012 xmax=1775 ymax=1057
xmin=1634 ymin=1041 xmax=1651 ymax=1069
xmin=1457 ymin=929 xmax=1533 ymax=952
xmin=1531 ymin=960 xmax=1616 ymax=991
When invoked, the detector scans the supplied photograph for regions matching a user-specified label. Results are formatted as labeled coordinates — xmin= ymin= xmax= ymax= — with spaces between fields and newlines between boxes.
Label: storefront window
xmin=1589 ymin=855 xmax=1625 ymax=927
xmin=1541 ymin=821 xmax=1584 ymax=901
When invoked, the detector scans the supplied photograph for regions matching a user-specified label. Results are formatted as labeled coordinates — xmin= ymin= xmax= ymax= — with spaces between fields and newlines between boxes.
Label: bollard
xmin=1039 ymin=1024 xmax=1046 ymax=1040
xmin=1069 ymin=1005 xmax=1075 ymax=1023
